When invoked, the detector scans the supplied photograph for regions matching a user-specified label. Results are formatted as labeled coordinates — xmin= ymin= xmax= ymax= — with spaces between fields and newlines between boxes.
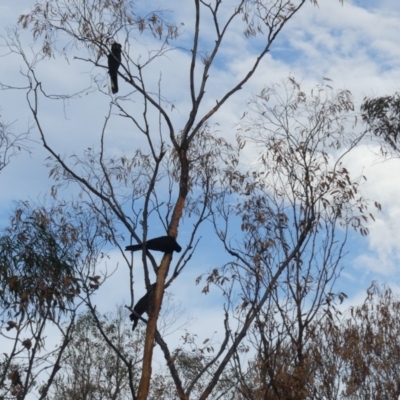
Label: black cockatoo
xmin=108 ymin=42 xmax=122 ymax=94
xmin=130 ymin=283 xmax=156 ymax=331
xmin=125 ymin=236 xmax=182 ymax=254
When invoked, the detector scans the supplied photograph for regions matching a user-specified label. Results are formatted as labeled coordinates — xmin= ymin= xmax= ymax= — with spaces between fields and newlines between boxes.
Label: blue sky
xmin=1 ymin=0 xmax=400 ymax=353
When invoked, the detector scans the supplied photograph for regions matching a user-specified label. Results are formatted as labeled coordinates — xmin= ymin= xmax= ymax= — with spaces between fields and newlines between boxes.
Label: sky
xmin=0 ymin=0 xmax=400 ymax=390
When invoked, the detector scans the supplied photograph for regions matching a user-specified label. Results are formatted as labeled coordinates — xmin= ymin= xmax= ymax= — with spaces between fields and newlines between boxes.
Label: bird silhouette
xmin=125 ymin=236 xmax=181 ymax=254
xmin=130 ymin=283 xmax=156 ymax=331
xmin=108 ymin=42 xmax=122 ymax=94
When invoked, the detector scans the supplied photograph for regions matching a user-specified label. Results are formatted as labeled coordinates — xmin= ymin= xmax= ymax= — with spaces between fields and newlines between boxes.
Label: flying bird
xmin=108 ymin=42 xmax=122 ymax=94
xmin=125 ymin=236 xmax=182 ymax=254
xmin=130 ymin=283 xmax=156 ymax=331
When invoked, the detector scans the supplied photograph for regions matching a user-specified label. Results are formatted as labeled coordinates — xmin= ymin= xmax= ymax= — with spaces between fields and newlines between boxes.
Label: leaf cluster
xmin=361 ymin=93 xmax=400 ymax=154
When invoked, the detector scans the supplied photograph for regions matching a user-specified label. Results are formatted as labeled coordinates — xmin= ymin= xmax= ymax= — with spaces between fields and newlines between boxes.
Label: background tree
xmin=361 ymin=93 xmax=400 ymax=156
xmin=0 ymin=200 xmax=112 ymax=399
xmin=339 ymin=282 xmax=400 ymax=400
xmin=49 ymin=307 xmax=142 ymax=400
xmin=203 ymin=78 xmax=374 ymax=399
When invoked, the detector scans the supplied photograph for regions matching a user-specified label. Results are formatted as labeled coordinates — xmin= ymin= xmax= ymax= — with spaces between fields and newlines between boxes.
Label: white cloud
xmin=344 ymin=144 xmax=400 ymax=278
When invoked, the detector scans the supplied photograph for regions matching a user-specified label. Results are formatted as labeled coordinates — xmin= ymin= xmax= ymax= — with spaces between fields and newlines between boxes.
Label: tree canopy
xmin=1 ymin=0 xmax=399 ymax=399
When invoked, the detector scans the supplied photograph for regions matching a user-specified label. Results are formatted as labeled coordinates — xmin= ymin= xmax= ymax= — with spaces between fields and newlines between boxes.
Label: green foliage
xmin=0 ymin=199 xmax=112 ymax=324
xmin=49 ymin=307 xmax=143 ymax=400
xmin=0 ymin=202 xmax=80 ymax=321
xmin=361 ymin=93 xmax=400 ymax=152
